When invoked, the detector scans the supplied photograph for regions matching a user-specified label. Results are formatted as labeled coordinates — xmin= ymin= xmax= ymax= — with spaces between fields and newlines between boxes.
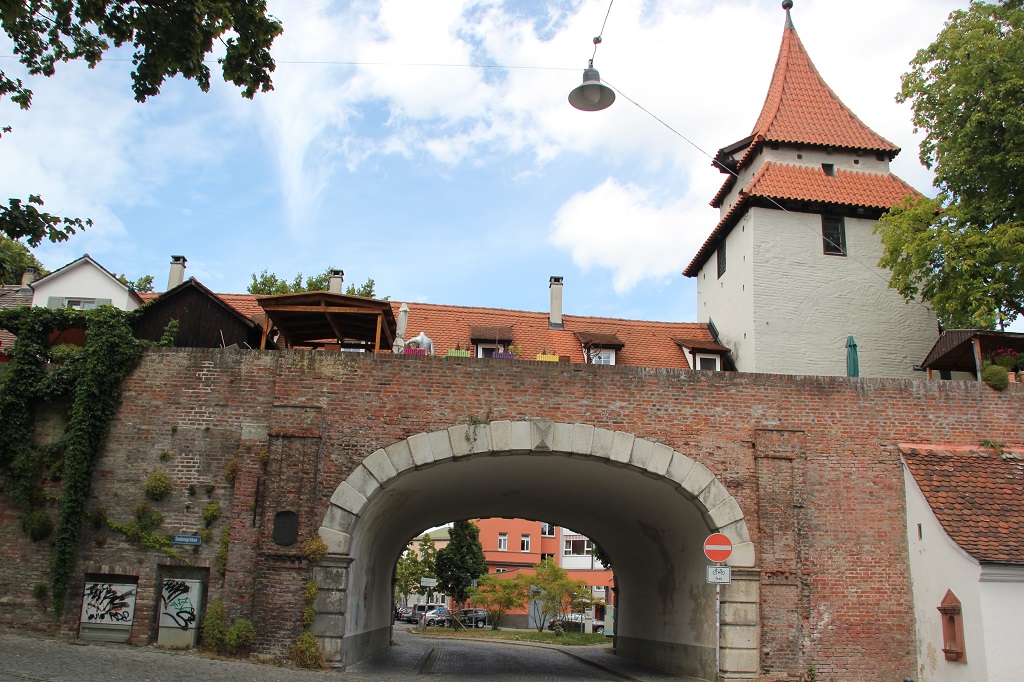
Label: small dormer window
xmin=592 ymin=349 xmax=615 ymax=365
xmin=695 ymin=354 xmax=720 ymax=371
xmin=476 ymin=343 xmax=506 ymax=359
xmin=822 ymin=163 xmax=835 ymax=177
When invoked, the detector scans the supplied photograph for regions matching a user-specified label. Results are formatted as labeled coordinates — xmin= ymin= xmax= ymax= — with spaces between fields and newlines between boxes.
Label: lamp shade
xmin=568 ymin=67 xmax=615 ymax=111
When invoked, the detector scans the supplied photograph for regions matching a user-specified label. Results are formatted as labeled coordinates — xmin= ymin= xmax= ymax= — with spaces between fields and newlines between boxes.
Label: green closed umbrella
xmin=846 ymin=335 xmax=859 ymax=377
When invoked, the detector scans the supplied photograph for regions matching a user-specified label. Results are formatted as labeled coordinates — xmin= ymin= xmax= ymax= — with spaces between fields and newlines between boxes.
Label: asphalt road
xmin=0 ymin=629 xmax=688 ymax=682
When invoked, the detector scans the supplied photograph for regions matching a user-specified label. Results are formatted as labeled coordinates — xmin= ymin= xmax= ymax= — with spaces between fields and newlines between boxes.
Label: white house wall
xmin=750 ymin=206 xmax=937 ymax=378
xmin=904 ymin=464 xmax=985 ymax=682
xmin=31 ymin=262 xmax=138 ymax=311
xmin=696 ymin=213 xmax=755 ymax=371
xmin=978 ymin=565 xmax=1024 ymax=682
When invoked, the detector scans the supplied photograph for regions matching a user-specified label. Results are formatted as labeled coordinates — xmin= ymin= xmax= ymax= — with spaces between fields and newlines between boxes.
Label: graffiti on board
xmin=160 ymin=579 xmax=198 ymax=630
xmin=81 ymin=582 xmax=137 ymax=624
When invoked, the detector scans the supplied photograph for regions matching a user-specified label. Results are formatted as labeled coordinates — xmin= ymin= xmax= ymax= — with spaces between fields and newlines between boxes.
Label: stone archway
xmin=314 ymin=420 xmax=759 ymax=680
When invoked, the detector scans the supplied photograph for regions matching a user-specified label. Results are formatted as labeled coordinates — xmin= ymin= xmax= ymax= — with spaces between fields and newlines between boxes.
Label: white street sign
xmin=420 ymin=577 xmax=437 ymax=587
xmin=706 ymin=566 xmax=732 ymax=584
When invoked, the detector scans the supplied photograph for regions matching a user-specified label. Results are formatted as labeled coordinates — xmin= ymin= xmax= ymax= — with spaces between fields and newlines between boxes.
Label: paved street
xmin=0 ymin=629 xmax=690 ymax=682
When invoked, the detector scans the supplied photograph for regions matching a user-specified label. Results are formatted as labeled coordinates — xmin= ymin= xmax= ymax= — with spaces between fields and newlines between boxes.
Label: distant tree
xmin=591 ymin=542 xmax=612 ymax=570
xmin=116 ymin=273 xmax=154 ymax=293
xmin=469 ymin=573 xmax=530 ymax=630
xmin=876 ymin=1 xmax=1024 ymax=329
xmin=0 ymin=1 xmax=283 ymax=252
xmin=247 ymin=267 xmax=384 ymax=298
xmin=0 ymin=235 xmax=45 ymax=285
xmin=394 ymin=550 xmax=424 ymax=604
xmin=416 ymin=534 xmax=438 ymax=599
xmin=435 ymin=520 xmax=487 ymax=607
xmin=527 ymin=558 xmax=601 ymax=634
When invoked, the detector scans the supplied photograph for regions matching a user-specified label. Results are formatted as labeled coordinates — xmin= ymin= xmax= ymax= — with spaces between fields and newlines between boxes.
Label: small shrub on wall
xmin=143 ymin=472 xmax=172 ymax=501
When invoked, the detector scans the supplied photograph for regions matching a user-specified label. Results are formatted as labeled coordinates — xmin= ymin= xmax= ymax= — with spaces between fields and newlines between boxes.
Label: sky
xmin=0 ymin=0 xmax=983 ymax=327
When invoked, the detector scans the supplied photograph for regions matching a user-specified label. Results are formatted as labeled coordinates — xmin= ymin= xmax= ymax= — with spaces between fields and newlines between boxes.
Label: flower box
xmin=491 ymin=352 xmax=516 ymax=360
xmin=446 ymin=349 xmax=472 ymax=358
xmin=535 ymin=354 xmax=559 ymax=362
xmin=403 ymin=347 xmax=428 ymax=355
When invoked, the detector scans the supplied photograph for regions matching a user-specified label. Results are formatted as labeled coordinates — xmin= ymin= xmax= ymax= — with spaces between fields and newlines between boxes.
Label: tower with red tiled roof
xmin=684 ymin=1 xmax=937 ymax=379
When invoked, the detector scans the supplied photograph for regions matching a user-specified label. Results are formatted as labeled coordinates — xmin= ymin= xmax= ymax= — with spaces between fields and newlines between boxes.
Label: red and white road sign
xmin=703 ymin=533 xmax=733 ymax=563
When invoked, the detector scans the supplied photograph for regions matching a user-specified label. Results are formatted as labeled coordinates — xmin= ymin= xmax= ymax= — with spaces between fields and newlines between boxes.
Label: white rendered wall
xmin=31 ymin=261 xmax=138 ymax=311
xmin=904 ymin=466 xmax=985 ymax=682
xmin=750 ymin=206 xmax=937 ymax=377
xmin=696 ymin=213 xmax=755 ymax=371
xmin=978 ymin=565 xmax=1024 ymax=682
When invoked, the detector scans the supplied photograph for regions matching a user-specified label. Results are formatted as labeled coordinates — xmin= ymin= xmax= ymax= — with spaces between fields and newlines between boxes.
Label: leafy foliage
xmin=982 ymin=363 xmax=1010 ymax=390
xmin=435 ymin=520 xmax=487 ymax=606
xmin=247 ymin=268 xmax=384 ymax=299
xmin=143 ymin=471 xmax=172 ymax=500
xmin=224 ymin=618 xmax=256 ymax=655
xmin=200 ymin=597 xmax=228 ymax=652
xmin=116 ymin=274 xmax=154 ymax=293
xmin=217 ymin=526 xmax=230 ymax=575
xmin=470 ymin=573 xmax=531 ymax=629
xmin=526 ymin=558 xmax=603 ymax=634
xmin=0 ymin=234 xmax=45 ymax=285
xmin=394 ymin=550 xmax=424 ymax=602
xmin=302 ymin=534 xmax=328 ymax=562
xmin=877 ymin=1 xmax=1024 ymax=328
xmin=22 ymin=507 xmax=53 ymax=541
xmin=203 ymin=501 xmax=221 ymax=527
xmin=0 ymin=305 xmax=145 ymax=614
xmin=0 ymin=0 xmax=282 ymax=249
xmin=290 ymin=630 xmax=325 ymax=669
xmin=303 ymin=580 xmax=318 ymax=628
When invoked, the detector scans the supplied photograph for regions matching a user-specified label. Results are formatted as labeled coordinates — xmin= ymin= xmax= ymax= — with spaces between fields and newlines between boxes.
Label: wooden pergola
xmin=256 ymin=292 xmax=397 ymax=352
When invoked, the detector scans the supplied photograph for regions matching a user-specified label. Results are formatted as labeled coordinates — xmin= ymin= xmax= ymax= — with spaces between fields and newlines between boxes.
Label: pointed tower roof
xmin=751 ymin=5 xmax=899 ymax=155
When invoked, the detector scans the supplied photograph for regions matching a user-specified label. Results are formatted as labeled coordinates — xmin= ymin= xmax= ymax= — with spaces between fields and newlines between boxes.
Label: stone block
xmin=320 ymin=636 xmax=344 ymax=663
xmin=591 ymin=428 xmax=615 ymax=460
xmin=647 ymin=443 xmax=673 ymax=476
xmin=551 ymin=422 xmax=573 ymax=453
xmin=571 ymin=424 xmax=595 ymax=455
xmin=666 ymin=452 xmax=696 ymax=487
xmin=721 ymin=602 xmax=758 ymax=626
xmin=318 ymin=527 xmax=351 ymax=555
xmin=630 ymin=438 xmax=654 ymax=469
xmin=704 ymin=497 xmax=744 ymax=530
xmin=719 ymin=647 xmax=759 ymax=674
xmin=311 ymin=565 xmax=348 ymax=590
xmin=363 ymin=449 xmax=397 ymax=485
xmin=346 ymin=465 xmax=379 ymax=500
xmin=311 ymin=613 xmax=347 ymax=636
xmin=490 ymin=420 xmax=512 ymax=452
xmin=720 ymin=519 xmax=751 ymax=544
xmin=509 ymin=421 xmax=532 ymax=452
xmin=329 ymin=482 xmax=367 ymax=515
xmin=698 ymin=479 xmax=731 ymax=512
xmin=720 ymin=624 xmax=758 ymax=649
xmin=428 ymin=429 xmax=455 ymax=462
xmin=531 ymin=419 xmax=554 ymax=451
xmin=727 ymin=542 xmax=756 ymax=568
xmin=241 ymin=423 xmax=269 ymax=441
xmin=408 ymin=432 xmax=434 ymax=467
xmin=384 ymin=439 xmax=414 ymax=474
xmin=315 ymin=588 xmax=347 ymax=614
xmin=448 ymin=425 xmax=471 ymax=457
xmin=721 ymin=579 xmax=759 ymax=604
xmin=609 ymin=431 xmax=635 ymax=465
xmin=681 ymin=461 xmax=715 ymax=502
xmin=322 ymin=504 xmax=356 ymax=534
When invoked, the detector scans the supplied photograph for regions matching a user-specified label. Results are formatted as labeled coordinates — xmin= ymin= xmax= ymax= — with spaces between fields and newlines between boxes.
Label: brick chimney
xmin=20 ymin=266 xmax=39 ymax=288
xmin=328 ymin=269 xmax=344 ymax=293
xmin=167 ymin=256 xmax=187 ymax=290
xmin=549 ymin=276 xmax=564 ymax=330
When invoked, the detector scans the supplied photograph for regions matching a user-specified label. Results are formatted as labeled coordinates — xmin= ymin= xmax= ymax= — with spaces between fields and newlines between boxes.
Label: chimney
xmin=20 ymin=266 xmax=39 ymax=288
xmin=549 ymin=276 xmax=564 ymax=330
xmin=167 ymin=255 xmax=187 ymax=290
xmin=328 ymin=269 xmax=344 ymax=294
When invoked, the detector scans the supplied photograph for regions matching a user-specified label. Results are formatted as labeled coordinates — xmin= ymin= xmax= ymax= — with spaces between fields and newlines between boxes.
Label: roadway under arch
xmin=313 ymin=420 xmax=759 ymax=681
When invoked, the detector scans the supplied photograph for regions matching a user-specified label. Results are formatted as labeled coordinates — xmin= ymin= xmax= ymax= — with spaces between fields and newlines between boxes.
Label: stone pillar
xmin=719 ymin=568 xmax=760 ymax=681
xmin=311 ymin=555 xmax=350 ymax=666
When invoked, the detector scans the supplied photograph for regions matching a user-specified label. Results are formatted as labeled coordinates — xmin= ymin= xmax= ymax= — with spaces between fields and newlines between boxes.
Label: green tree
xmin=247 ymin=267 xmax=383 ymax=298
xmin=469 ymin=572 xmax=530 ymax=630
xmin=0 ymin=1 xmax=283 ymax=249
xmin=591 ymin=542 xmax=612 ymax=570
xmin=434 ymin=520 xmax=487 ymax=607
xmin=0 ymin=235 xmax=45 ymax=285
xmin=394 ymin=550 xmax=424 ymax=604
xmin=527 ymin=558 xmax=602 ymax=634
xmin=416 ymin=533 xmax=438 ymax=598
xmin=876 ymin=1 xmax=1024 ymax=329
xmin=116 ymin=274 xmax=154 ymax=293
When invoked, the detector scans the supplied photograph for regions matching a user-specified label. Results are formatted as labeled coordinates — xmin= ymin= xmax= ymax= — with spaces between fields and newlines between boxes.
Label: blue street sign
xmin=172 ymin=535 xmax=202 ymax=546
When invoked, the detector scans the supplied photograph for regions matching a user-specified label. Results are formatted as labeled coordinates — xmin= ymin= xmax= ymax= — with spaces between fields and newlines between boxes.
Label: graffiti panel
xmin=80 ymin=582 xmax=137 ymax=624
xmin=159 ymin=579 xmax=201 ymax=631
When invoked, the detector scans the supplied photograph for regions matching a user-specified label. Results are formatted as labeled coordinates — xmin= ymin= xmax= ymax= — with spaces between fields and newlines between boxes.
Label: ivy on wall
xmin=0 ymin=306 xmax=146 ymax=615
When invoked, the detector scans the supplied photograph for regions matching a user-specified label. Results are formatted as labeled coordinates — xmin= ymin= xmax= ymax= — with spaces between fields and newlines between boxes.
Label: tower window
xmin=822 ymin=216 xmax=846 ymax=256
xmin=717 ymin=240 xmax=727 ymax=278
xmin=822 ymin=163 xmax=835 ymax=176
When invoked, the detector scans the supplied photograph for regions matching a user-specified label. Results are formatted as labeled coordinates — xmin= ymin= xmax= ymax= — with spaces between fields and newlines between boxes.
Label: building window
xmin=822 ymin=216 xmax=846 ymax=255
xmin=938 ymin=590 xmax=967 ymax=662
xmin=541 ymin=523 xmax=556 ymax=537
xmin=497 ymin=533 xmax=508 ymax=551
xmin=717 ymin=240 xmax=727 ymax=278
xmin=476 ymin=343 xmax=505 ymax=358
xmin=939 ymin=369 xmax=952 ymax=381
xmin=521 ymin=534 xmax=531 ymax=552
xmin=591 ymin=349 xmax=615 ymax=365
xmin=821 ymin=162 xmax=835 ymax=176
xmin=540 ymin=553 xmax=555 ymax=562
xmin=564 ymin=538 xmax=593 ymax=556
xmin=494 ymin=567 xmax=509 ymax=573
xmin=695 ymin=354 xmax=720 ymax=371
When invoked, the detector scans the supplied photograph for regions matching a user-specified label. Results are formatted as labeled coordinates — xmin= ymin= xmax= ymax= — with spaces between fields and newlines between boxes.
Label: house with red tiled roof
xmin=902 ymin=444 xmax=1024 ymax=682
xmin=685 ymin=3 xmax=938 ymax=379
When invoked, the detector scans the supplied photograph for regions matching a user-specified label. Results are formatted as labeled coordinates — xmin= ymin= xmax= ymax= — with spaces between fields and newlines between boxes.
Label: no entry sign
xmin=703 ymin=533 xmax=733 ymax=563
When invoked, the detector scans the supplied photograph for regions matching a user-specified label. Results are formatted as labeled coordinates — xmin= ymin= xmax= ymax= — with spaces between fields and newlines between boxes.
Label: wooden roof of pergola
xmin=256 ymin=292 xmax=397 ymax=352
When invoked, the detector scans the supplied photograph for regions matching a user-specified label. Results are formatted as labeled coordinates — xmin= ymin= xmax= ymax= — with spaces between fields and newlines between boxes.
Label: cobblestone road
xmin=0 ymin=629 xmax=691 ymax=682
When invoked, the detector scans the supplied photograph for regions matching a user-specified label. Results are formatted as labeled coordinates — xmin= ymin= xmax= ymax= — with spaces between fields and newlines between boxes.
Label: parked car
xmin=453 ymin=608 xmax=488 ymax=628
xmin=405 ymin=603 xmax=446 ymax=623
xmin=424 ymin=607 xmax=451 ymax=626
xmin=395 ymin=606 xmax=413 ymax=622
xmin=548 ymin=613 xmax=604 ymax=634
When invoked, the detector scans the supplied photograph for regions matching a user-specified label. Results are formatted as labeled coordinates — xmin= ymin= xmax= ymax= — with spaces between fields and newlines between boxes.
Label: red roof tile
xmin=902 ymin=444 xmax=1024 ymax=564
xmin=684 ymin=162 xmax=918 ymax=277
xmin=751 ymin=15 xmax=899 ymax=154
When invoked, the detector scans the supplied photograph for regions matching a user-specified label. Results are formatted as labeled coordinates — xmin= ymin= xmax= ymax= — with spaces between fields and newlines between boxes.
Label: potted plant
xmin=446 ymin=344 xmax=472 ymax=358
xmin=403 ymin=346 xmax=428 ymax=355
xmin=989 ymin=348 xmax=1019 ymax=383
xmin=491 ymin=351 xmax=516 ymax=360
xmin=536 ymin=349 xmax=559 ymax=362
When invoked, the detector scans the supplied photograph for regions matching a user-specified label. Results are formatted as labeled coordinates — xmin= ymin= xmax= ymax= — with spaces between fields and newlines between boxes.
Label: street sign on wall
xmin=703 ymin=533 xmax=733 ymax=563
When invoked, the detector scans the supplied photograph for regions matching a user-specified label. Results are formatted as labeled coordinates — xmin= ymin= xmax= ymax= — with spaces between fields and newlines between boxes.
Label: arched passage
xmin=314 ymin=420 xmax=759 ymax=680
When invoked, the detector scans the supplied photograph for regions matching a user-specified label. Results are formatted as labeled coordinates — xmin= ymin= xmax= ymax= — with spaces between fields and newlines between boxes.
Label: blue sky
xmin=1 ymin=0 xmax=977 ymax=325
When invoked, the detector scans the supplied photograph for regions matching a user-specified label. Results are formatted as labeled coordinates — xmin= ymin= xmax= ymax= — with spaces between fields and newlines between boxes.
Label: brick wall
xmin=1 ymin=348 xmax=1021 ymax=680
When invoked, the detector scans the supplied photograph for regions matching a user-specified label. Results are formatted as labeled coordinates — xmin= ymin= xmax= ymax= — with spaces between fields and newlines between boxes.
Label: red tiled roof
xmin=902 ymin=444 xmax=1024 ymax=564
xmin=751 ymin=14 xmax=899 ymax=155
xmin=141 ymin=287 xmax=266 ymax=323
xmin=684 ymin=162 xmax=919 ymax=277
